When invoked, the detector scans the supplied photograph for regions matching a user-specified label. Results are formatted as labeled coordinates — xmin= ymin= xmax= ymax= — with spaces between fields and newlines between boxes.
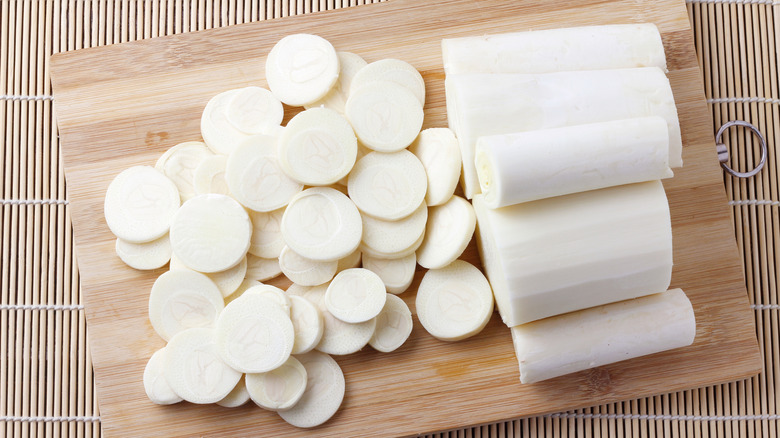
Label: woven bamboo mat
xmin=1 ymin=1 xmax=778 ymax=436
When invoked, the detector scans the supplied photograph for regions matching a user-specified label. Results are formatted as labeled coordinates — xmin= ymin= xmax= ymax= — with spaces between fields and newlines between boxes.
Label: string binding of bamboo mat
xmin=2 ymin=1 xmax=779 ymax=437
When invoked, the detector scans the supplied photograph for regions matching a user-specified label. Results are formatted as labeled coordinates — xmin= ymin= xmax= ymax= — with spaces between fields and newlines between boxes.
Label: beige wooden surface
xmin=2 ymin=0 xmax=780 ymax=437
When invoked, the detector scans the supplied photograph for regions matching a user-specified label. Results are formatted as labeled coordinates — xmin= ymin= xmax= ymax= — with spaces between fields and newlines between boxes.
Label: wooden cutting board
xmin=49 ymin=0 xmax=762 ymax=436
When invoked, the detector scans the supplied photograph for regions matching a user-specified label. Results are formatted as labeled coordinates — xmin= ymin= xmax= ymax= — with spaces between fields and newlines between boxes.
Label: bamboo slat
xmin=2 ymin=1 xmax=779 ymax=437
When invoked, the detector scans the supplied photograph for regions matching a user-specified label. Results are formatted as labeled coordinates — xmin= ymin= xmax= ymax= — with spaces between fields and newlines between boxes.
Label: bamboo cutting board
xmin=49 ymin=0 xmax=762 ymax=436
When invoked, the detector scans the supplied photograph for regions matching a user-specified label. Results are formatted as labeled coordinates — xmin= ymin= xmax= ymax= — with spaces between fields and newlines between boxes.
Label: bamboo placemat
xmin=1 ymin=1 xmax=778 ymax=437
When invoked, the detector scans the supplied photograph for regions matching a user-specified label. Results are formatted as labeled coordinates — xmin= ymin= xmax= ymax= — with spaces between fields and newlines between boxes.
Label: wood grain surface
xmin=49 ymin=0 xmax=763 ymax=436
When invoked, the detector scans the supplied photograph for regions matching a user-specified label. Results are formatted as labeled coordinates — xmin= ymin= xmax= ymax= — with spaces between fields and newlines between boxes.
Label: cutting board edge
xmin=488 ymin=367 xmax=762 ymax=427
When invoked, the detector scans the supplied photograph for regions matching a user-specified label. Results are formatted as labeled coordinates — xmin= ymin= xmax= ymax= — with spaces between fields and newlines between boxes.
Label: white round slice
xmin=277 ymin=351 xmax=345 ymax=428
xmin=249 ymin=207 xmax=286 ymax=258
xmin=226 ymin=135 xmax=303 ymax=212
xmin=170 ymin=254 xmax=247 ymax=298
xmin=247 ymin=355 xmax=308 ymax=411
xmin=215 ymin=292 xmax=295 ymax=373
xmin=245 ymin=253 xmax=283 ymax=282
xmin=345 ymin=80 xmax=424 ymax=152
xmin=285 ymin=283 xmax=318 ymax=300
xmin=265 ymin=125 xmax=287 ymax=140
xmin=336 ymin=141 xmax=371 ymax=187
xmin=169 ymin=194 xmax=251 ymax=273
xmin=305 ymin=51 xmax=368 ymax=113
xmin=417 ymin=195 xmax=476 ymax=270
xmin=104 ymin=166 xmax=181 ymax=244
xmin=298 ymin=283 xmax=376 ymax=355
xmin=148 ymin=270 xmax=224 ymax=341
xmin=285 ymin=283 xmax=312 ymax=298
xmin=143 ymin=347 xmax=182 ymax=405
xmin=278 ymin=107 xmax=358 ymax=186
xmin=369 ymin=294 xmax=413 ymax=353
xmin=226 ymin=86 xmax=284 ymax=135
xmin=164 ymin=327 xmax=242 ymax=404
xmin=155 ymin=141 xmax=206 ymax=171
xmin=115 ymin=234 xmax=172 ymax=270
xmin=348 ymin=150 xmax=427 ymax=221
xmin=279 ymin=246 xmax=338 ymax=286
xmin=281 ymin=187 xmax=362 ymax=261
xmin=359 ymin=231 xmax=425 ymax=261
xmin=350 ymin=58 xmax=426 ymax=106
xmin=361 ymin=200 xmax=427 ymax=255
xmin=224 ymin=279 xmax=261 ymax=305
xmin=416 ymin=260 xmax=494 ymax=341
xmin=243 ymin=284 xmax=292 ymax=316
xmin=193 ymin=154 xmax=230 ymax=196
xmin=325 ymin=268 xmax=387 ymax=323
xmin=265 ymin=33 xmax=340 ymax=107
xmin=408 ymin=128 xmax=462 ymax=206
xmin=207 ymin=256 xmax=248 ymax=298
xmin=361 ymin=253 xmax=417 ymax=295
xmin=289 ymin=295 xmax=324 ymax=354
xmin=217 ymin=375 xmax=251 ymax=408
xmin=336 ymin=248 xmax=362 ymax=272
xmin=201 ymin=89 xmax=251 ymax=155
xmin=155 ymin=141 xmax=214 ymax=201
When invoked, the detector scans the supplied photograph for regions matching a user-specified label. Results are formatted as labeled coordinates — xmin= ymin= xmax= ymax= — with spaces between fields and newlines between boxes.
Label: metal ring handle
xmin=715 ymin=120 xmax=767 ymax=178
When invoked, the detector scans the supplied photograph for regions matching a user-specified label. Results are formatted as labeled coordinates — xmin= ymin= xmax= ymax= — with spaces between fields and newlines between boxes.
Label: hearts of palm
xmin=376 ymin=310 xmax=405 ymax=346
xmin=175 ymin=238 xmax=219 ymax=265
xmin=305 ymin=363 xmax=333 ymax=399
xmin=234 ymin=95 xmax=272 ymax=127
xmin=419 ymin=139 xmax=447 ymax=179
xmin=264 ymin=371 xmax=291 ymax=403
xmin=298 ymin=197 xmax=338 ymax=240
xmin=302 ymin=131 xmax=342 ymax=172
xmin=370 ymin=260 xmax=407 ymax=280
xmin=427 ymin=209 xmax=455 ymax=247
xmin=285 ymin=250 xmax=315 ymax=273
xmin=150 ymin=375 xmax=168 ymax=399
xmin=331 ymin=276 xmax=367 ymax=310
xmin=170 ymin=296 xmax=214 ymax=327
xmin=177 ymin=220 xmax=244 ymax=260
xmin=168 ymin=155 xmax=201 ymax=187
xmin=420 ymin=139 xmax=444 ymax=165
xmin=209 ymin=171 xmax=229 ymax=193
xmin=231 ymin=319 xmax=272 ymax=362
xmin=384 ymin=310 xmax=403 ymax=330
xmin=289 ymin=48 xmax=329 ymax=83
xmin=292 ymin=306 xmax=316 ymax=329
xmin=210 ymin=99 xmax=229 ymax=124
xmin=371 ymin=168 xmax=408 ymax=211
xmin=365 ymin=102 xmax=398 ymax=141
xmin=244 ymin=160 xmax=281 ymax=202
xmin=255 ymin=211 xmax=282 ymax=240
xmin=191 ymin=349 xmax=222 ymax=394
xmin=126 ymin=182 xmax=174 ymax=218
xmin=437 ymin=285 xmax=477 ymax=322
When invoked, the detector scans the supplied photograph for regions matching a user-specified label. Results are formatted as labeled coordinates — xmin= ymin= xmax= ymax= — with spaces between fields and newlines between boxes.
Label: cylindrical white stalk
xmin=511 ymin=288 xmax=695 ymax=384
xmin=472 ymin=180 xmax=673 ymax=327
xmin=442 ymin=24 xmax=667 ymax=76
xmin=475 ymin=117 xmax=674 ymax=208
xmin=445 ymin=67 xmax=682 ymax=199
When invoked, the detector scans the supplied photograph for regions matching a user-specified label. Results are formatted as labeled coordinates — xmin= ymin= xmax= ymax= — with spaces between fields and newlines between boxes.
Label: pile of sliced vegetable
xmin=105 ymin=23 xmax=700 ymax=429
xmin=104 ymin=33 xmax=490 ymax=428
